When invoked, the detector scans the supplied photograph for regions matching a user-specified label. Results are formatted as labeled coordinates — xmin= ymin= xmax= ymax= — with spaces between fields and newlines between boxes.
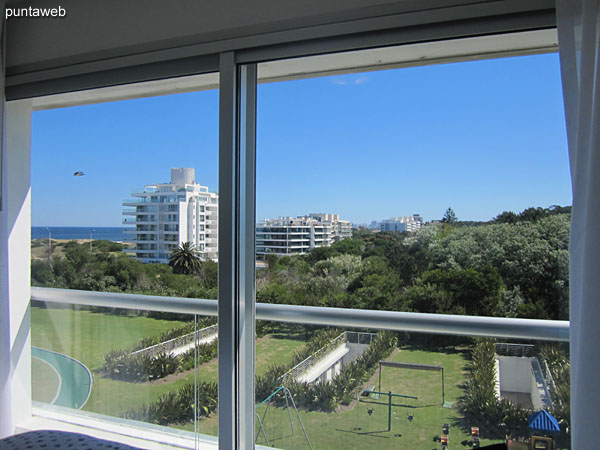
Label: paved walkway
xmin=32 ymin=347 xmax=92 ymax=409
xmin=297 ymin=344 xmax=349 ymax=383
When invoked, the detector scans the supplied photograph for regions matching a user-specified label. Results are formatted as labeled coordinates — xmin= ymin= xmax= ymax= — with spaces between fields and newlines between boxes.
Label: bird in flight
xmin=73 ymin=171 xmax=85 ymax=176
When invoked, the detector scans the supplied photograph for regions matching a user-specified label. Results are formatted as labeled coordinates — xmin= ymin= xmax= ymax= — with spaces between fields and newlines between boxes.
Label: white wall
xmin=0 ymin=99 xmax=33 ymax=436
xmin=497 ymin=356 xmax=534 ymax=393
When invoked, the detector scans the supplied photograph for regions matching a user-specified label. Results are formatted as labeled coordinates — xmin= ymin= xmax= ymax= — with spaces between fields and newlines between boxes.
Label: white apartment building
xmin=123 ymin=168 xmax=218 ymax=263
xmin=256 ymin=213 xmax=352 ymax=258
xmin=380 ymin=214 xmax=424 ymax=233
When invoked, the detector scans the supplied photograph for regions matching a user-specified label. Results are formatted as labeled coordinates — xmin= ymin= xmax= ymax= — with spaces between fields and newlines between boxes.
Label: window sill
xmin=18 ymin=403 xmax=219 ymax=449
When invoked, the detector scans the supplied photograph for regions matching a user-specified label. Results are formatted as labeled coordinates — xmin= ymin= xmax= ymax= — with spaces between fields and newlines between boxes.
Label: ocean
xmin=32 ymin=227 xmax=128 ymax=242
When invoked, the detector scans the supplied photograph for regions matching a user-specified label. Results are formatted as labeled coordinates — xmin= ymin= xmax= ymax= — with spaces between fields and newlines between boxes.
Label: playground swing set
xmin=255 ymin=360 xmax=448 ymax=446
xmin=359 ymin=389 xmax=418 ymax=432
xmin=355 ymin=360 xmax=447 ymax=434
xmin=255 ymin=386 xmax=313 ymax=450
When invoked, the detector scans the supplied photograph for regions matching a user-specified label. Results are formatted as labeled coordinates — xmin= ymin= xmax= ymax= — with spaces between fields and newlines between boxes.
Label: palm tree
xmin=169 ymin=242 xmax=202 ymax=275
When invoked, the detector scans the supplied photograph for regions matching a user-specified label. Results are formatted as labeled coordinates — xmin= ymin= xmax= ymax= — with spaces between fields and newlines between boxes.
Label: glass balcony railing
xmin=30 ymin=287 xmax=569 ymax=450
xmin=30 ymin=288 xmax=220 ymax=448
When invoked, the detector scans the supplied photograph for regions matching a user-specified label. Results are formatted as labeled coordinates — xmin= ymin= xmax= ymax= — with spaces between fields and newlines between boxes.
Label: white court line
xmin=32 ymin=355 xmax=62 ymax=406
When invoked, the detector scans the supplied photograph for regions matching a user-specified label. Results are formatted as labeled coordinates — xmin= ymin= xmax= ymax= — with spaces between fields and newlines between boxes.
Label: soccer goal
xmin=378 ymin=361 xmax=446 ymax=406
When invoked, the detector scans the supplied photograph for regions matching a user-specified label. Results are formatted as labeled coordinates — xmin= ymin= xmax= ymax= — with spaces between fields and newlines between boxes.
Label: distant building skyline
xmin=380 ymin=214 xmax=424 ymax=233
xmin=256 ymin=213 xmax=352 ymax=259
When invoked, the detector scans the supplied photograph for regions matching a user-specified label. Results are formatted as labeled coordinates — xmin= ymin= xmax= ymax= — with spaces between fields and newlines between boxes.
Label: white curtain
xmin=556 ymin=1 xmax=600 ymax=448
xmin=0 ymin=0 xmax=14 ymax=438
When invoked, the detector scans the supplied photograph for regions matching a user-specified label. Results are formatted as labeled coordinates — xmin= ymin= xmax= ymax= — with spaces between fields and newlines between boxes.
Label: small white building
xmin=256 ymin=213 xmax=351 ymax=258
xmin=123 ymin=168 xmax=218 ymax=263
xmin=495 ymin=355 xmax=553 ymax=410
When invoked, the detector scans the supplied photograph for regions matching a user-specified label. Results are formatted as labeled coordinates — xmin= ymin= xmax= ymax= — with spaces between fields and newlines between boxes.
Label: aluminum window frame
xmin=218 ymin=53 xmax=257 ymax=449
xmin=19 ymin=26 xmax=568 ymax=450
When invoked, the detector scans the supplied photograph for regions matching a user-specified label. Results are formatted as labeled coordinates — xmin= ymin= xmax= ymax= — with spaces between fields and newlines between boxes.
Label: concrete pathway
xmin=297 ymin=344 xmax=349 ymax=383
xmin=170 ymin=333 xmax=217 ymax=357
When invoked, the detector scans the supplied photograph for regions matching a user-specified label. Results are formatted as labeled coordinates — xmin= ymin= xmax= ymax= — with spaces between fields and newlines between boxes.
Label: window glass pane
xmin=31 ymin=73 xmax=220 ymax=446
xmin=255 ymin=40 xmax=571 ymax=450
xmin=253 ymin=321 xmax=569 ymax=450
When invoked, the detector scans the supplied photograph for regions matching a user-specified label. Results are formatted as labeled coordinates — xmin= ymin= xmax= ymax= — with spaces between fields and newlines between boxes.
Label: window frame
xmin=6 ymin=26 xmax=567 ymax=450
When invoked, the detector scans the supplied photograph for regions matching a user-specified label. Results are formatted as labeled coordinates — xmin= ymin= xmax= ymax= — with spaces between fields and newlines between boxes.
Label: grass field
xmin=31 ymin=239 xmax=132 ymax=261
xmin=31 ymin=357 xmax=60 ymax=403
xmin=31 ymin=305 xmax=188 ymax=369
xmin=82 ymin=333 xmax=306 ymax=419
xmin=190 ymin=345 xmax=503 ymax=449
xmin=31 ymin=306 xmax=505 ymax=448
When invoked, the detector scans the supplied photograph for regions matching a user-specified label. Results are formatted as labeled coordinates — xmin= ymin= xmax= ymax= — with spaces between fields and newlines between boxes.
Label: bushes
xmin=31 ymin=240 xmax=219 ymax=296
xmin=124 ymin=381 xmax=217 ymax=425
xmin=103 ymin=350 xmax=178 ymax=382
xmin=256 ymin=364 xmax=288 ymax=403
xmin=102 ymin=318 xmax=217 ymax=382
xmin=459 ymin=339 xmax=529 ymax=440
xmin=179 ymin=339 xmax=218 ymax=371
xmin=104 ymin=340 xmax=218 ymax=382
xmin=329 ymin=331 xmax=396 ymax=401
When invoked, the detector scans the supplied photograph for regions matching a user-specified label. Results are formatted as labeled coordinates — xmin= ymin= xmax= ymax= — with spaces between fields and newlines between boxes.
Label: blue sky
xmin=32 ymin=53 xmax=571 ymax=227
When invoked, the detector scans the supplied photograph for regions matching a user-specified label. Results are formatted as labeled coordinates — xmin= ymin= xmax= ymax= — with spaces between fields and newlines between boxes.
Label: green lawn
xmin=31 ymin=357 xmax=60 ymax=403
xmin=34 ymin=306 xmax=502 ymax=448
xmin=256 ymin=333 xmax=306 ymax=376
xmin=193 ymin=345 xmax=504 ymax=449
xmin=32 ymin=305 xmax=188 ymax=369
xmin=83 ymin=332 xmax=306 ymax=419
xmin=32 ymin=305 xmax=306 ymax=435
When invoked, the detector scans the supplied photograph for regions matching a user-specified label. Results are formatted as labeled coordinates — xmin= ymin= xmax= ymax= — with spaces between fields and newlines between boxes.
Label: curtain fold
xmin=556 ymin=1 xmax=600 ymax=448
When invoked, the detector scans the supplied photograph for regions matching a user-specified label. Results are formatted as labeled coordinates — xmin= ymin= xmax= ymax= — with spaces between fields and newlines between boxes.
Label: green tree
xmin=442 ymin=207 xmax=458 ymax=223
xmin=330 ymin=238 xmax=362 ymax=255
xmin=168 ymin=242 xmax=202 ymax=275
xmin=519 ymin=206 xmax=548 ymax=222
xmin=494 ymin=210 xmax=518 ymax=224
xmin=419 ymin=267 xmax=504 ymax=316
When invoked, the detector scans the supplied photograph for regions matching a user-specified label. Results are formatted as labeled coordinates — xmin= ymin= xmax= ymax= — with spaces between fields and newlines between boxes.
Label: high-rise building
xmin=256 ymin=213 xmax=351 ymax=258
xmin=123 ymin=168 xmax=218 ymax=263
xmin=380 ymin=214 xmax=423 ymax=233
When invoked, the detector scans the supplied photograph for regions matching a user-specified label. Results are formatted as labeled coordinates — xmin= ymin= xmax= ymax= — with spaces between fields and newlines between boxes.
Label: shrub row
xmin=124 ymin=380 xmax=218 ymax=425
xmin=458 ymin=339 xmax=529 ymax=440
xmin=103 ymin=350 xmax=177 ymax=382
xmin=102 ymin=319 xmax=218 ymax=382
xmin=131 ymin=317 xmax=215 ymax=351
xmin=179 ymin=339 xmax=218 ymax=371
xmin=103 ymin=339 xmax=218 ymax=382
